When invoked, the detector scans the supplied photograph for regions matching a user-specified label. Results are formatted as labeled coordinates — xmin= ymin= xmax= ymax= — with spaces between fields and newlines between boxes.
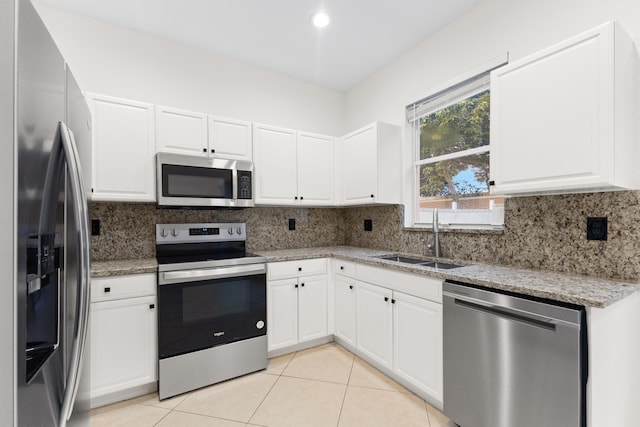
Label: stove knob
xmin=160 ymin=229 xmax=168 ymax=237
xmin=228 ymin=228 xmax=234 ymax=235
xmin=171 ymin=229 xmax=179 ymax=237
xmin=236 ymin=227 xmax=242 ymax=235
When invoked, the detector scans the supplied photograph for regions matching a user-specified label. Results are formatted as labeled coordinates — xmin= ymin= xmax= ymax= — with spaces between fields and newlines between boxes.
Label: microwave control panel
xmin=237 ymin=171 xmax=252 ymax=200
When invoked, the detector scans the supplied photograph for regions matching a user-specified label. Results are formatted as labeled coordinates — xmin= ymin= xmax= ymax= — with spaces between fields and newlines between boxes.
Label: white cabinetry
xmin=490 ymin=21 xmax=639 ymax=195
xmin=342 ymin=122 xmax=402 ymax=205
xmin=156 ymin=106 xmax=208 ymax=157
xmin=356 ymin=281 xmax=393 ymax=369
xmin=253 ymin=124 xmax=335 ymax=206
xmin=87 ymin=94 xmax=155 ymax=202
xmin=209 ymin=116 xmax=253 ymax=161
xmin=393 ymin=291 xmax=443 ymax=403
xmin=254 ymin=123 xmax=298 ymax=205
xmin=332 ymin=260 xmax=444 ymax=408
xmin=267 ymin=259 xmax=328 ymax=352
xmin=156 ymin=106 xmax=252 ymax=161
xmin=89 ymin=274 xmax=157 ymax=408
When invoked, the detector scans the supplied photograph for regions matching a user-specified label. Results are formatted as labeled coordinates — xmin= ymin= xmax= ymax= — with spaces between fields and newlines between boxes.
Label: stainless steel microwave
xmin=156 ymin=153 xmax=254 ymax=208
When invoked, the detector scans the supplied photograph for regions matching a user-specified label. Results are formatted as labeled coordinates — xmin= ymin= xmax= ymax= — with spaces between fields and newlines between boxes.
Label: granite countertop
xmin=91 ymin=246 xmax=640 ymax=308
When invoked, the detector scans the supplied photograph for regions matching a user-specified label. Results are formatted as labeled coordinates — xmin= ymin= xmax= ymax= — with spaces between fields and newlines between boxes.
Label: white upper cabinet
xmin=209 ymin=116 xmax=253 ymax=161
xmin=156 ymin=106 xmax=208 ymax=157
xmin=253 ymin=124 xmax=335 ymax=206
xmin=490 ymin=21 xmax=639 ymax=195
xmin=253 ymin=123 xmax=298 ymax=205
xmin=297 ymin=131 xmax=335 ymax=206
xmin=342 ymin=122 xmax=402 ymax=205
xmin=87 ymin=93 xmax=156 ymax=202
xmin=156 ymin=107 xmax=252 ymax=161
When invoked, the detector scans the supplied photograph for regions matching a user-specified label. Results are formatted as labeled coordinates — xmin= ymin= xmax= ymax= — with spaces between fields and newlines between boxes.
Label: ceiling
xmin=34 ymin=0 xmax=484 ymax=92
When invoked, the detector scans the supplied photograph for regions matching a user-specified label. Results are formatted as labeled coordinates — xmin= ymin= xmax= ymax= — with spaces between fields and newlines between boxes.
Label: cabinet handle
xmin=149 ymin=304 xmax=155 ymax=309
xmin=202 ymin=148 xmax=207 ymax=153
xmin=384 ymin=296 xmax=389 ymax=302
xmin=211 ymin=149 xmax=215 ymax=153
xmin=489 ymin=180 xmax=495 ymax=186
xmin=298 ymin=267 xmax=302 ymax=272
xmin=349 ymin=285 xmax=353 ymax=290
xmin=370 ymin=194 xmax=374 ymax=198
xmin=301 ymin=283 xmax=305 ymax=287
xmin=340 ymin=266 xmax=344 ymax=270
xmin=391 ymin=299 xmax=396 ymax=304
xmin=300 ymin=196 xmax=304 ymax=200
xmin=104 ymin=287 xmax=111 ymax=293
xmin=295 ymin=284 xmax=299 ymax=288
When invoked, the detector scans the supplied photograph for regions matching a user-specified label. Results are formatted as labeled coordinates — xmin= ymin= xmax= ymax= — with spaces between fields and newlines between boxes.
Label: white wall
xmin=34 ymin=4 xmax=346 ymax=136
xmin=345 ymin=0 xmax=640 ymax=130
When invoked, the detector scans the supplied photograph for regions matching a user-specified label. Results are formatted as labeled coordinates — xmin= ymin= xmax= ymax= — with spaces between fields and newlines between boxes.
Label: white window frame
xmin=405 ymin=55 xmax=508 ymax=230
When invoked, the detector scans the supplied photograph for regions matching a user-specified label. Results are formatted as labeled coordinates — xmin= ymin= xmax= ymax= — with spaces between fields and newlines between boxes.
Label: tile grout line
xmin=335 ymin=353 xmax=356 ymax=427
xmin=245 ymin=350 xmax=299 ymax=425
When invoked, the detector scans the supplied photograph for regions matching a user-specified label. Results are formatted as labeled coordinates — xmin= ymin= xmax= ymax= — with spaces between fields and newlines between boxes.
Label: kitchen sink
xmin=376 ymin=255 xmax=464 ymax=269
xmin=377 ymin=255 xmax=430 ymax=264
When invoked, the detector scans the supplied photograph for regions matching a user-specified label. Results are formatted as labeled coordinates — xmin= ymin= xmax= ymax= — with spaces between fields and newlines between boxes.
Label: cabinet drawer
xmin=334 ymin=259 xmax=356 ymax=278
xmin=91 ymin=273 xmax=156 ymax=303
xmin=268 ymin=258 xmax=327 ymax=280
xmin=356 ymin=264 xmax=441 ymax=303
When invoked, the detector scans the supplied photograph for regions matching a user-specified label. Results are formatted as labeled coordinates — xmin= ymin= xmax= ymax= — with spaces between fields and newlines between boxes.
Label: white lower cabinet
xmin=393 ymin=291 xmax=443 ymax=403
xmin=267 ymin=259 xmax=329 ymax=352
xmin=355 ymin=281 xmax=393 ymax=370
xmin=334 ymin=275 xmax=356 ymax=346
xmin=89 ymin=274 xmax=157 ymax=407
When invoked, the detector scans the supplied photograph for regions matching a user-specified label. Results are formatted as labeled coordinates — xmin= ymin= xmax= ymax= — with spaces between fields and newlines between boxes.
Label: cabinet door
xmin=90 ymin=296 xmax=157 ymax=399
xmin=297 ymin=132 xmax=335 ymax=206
xmin=209 ymin=116 xmax=252 ymax=161
xmin=343 ymin=125 xmax=377 ymax=204
xmin=253 ymin=124 xmax=298 ymax=205
xmin=334 ymin=275 xmax=356 ymax=347
xmin=298 ymin=275 xmax=328 ymax=343
xmin=356 ymin=281 xmax=393 ymax=369
xmin=88 ymin=94 xmax=155 ymax=201
xmin=267 ymin=279 xmax=299 ymax=351
xmin=156 ymin=106 xmax=208 ymax=156
xmin=490 ymin=23 xmax=618 ymax=195
xmin=393 ymin=291 xmax=443 ymax=404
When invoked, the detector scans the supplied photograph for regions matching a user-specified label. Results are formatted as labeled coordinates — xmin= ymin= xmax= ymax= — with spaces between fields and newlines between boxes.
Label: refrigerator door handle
xmin=57 ymin=122 xmax=91 ymax=426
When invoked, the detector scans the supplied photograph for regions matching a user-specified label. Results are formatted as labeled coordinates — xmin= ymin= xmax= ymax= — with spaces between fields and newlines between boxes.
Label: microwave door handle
xmin=232 ymin=167 xmax=238 ymax=200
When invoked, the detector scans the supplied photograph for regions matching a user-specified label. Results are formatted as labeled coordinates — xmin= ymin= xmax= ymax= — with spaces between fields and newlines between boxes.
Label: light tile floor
xmin=90 ymin=343 xmax=452 ymax=427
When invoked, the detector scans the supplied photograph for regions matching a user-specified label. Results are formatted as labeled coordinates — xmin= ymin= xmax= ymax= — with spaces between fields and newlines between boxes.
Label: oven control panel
xmin=156 ymin=223 xmax=246 ymax=244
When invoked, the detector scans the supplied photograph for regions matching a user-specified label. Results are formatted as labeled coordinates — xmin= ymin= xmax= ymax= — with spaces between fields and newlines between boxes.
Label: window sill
xmin=404 ymin=225 xmax=505 ymax=235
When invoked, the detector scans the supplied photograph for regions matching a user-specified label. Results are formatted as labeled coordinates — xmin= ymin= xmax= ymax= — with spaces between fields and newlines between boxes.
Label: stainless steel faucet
xmin=427 ymin=208 xmax=440 ymax=258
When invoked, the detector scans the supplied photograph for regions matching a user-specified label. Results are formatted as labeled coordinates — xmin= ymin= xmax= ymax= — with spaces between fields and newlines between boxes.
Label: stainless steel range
xmin=156 ymin=223 xmax=267 ymax=400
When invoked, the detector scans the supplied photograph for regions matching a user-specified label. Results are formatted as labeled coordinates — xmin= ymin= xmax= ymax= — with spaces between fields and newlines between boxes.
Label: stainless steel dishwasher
xmin=443 ymin=280 xmax=587 ymax=427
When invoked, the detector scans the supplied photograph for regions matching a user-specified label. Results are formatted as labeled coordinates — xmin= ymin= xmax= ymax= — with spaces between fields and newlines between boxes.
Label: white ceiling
xmin=34 ymin=0 xmax=484 ymax=92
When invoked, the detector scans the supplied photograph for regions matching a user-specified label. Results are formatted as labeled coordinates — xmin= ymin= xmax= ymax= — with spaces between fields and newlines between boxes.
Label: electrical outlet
xmin=364 ymin=219 xmax=373 ymax=232
xmin=91 ymin=219 xmax=101 ymax=236
xmin=587 ymin=217 xmax=607 ymax=241
xmin=288 ymin=218 xmax=296 ymax=231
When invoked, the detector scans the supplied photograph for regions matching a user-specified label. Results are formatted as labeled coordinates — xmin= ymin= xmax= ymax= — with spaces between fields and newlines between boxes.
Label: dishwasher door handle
xmin=447 ymin=293 xmax=557 ymax=332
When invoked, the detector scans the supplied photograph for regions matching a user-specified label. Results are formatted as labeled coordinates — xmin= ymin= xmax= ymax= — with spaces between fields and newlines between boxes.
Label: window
xmin=407 ymin=66 xmax=505 ymax=228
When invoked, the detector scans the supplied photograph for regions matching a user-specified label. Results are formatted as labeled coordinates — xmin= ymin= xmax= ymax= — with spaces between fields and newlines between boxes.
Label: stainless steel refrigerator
xmin=2 ymin=0 xmax=92 ymax=425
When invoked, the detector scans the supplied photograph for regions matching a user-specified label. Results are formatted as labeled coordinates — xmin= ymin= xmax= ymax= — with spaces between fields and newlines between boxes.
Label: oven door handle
xmin=159 ymin=264 xmax=266 ymax=285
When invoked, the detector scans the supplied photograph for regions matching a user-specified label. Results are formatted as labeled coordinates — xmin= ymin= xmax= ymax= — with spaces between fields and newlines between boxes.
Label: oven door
xmin=157 ymin=263 xmax=266 ymax=359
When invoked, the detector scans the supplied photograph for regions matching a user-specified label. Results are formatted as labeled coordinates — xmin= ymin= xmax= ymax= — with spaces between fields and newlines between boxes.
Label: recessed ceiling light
xmin=311 ymin=12 xmax=330 ymax=28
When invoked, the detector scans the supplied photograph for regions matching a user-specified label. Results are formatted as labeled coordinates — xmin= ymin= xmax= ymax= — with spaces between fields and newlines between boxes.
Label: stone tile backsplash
xmin=91 ymin=190 xmax=640 ymax=281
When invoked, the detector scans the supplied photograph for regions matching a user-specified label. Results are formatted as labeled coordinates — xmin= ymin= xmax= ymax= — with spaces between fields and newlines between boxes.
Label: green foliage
xmin=419 ymin=91 xmax=490 ymax=201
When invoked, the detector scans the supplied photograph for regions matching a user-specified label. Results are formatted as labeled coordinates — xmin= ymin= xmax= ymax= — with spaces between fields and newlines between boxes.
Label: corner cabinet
xmin=88 ymin=273 xmax=157 ymax=408
xmin=341 ymin=122 xmax=402 ymax=205
xmin=490 ymin=21 xmax=639 ymax=195
xmin=253 ymin=124 xmax=335 ymax=206
xmin=86 ymin=93 xmax=156 ymax=202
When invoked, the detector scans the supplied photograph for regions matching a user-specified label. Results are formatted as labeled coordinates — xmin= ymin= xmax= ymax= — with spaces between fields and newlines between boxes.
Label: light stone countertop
xmin=91 ymin=246 xmax=640 ymax=308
